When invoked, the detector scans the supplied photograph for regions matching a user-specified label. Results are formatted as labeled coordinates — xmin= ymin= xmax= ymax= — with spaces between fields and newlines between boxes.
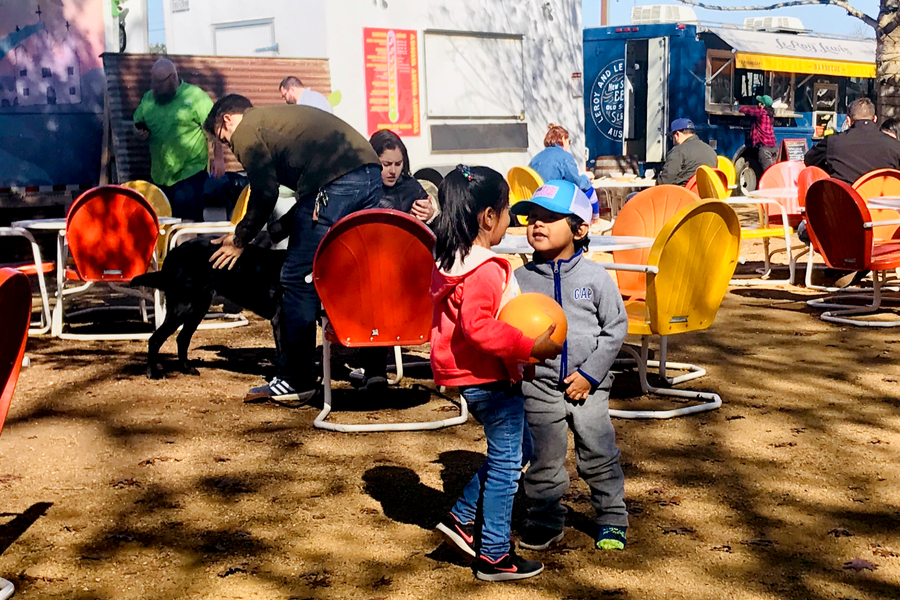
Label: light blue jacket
xmin=528 ymin=145 xmax=592 ymax=192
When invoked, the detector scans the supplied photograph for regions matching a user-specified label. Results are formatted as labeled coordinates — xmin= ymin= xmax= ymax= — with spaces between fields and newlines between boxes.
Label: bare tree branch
xmin=676 ymin=0 xmax=878 ymax=30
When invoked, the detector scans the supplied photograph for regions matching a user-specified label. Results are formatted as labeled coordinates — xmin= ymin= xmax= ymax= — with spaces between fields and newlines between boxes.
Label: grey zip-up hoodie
xmin=515 ymin=251 xmax=628 ymax=390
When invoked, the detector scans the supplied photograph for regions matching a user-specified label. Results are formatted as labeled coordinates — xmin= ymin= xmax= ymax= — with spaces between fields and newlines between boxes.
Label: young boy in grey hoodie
xmin=510 ymin=179 xmax=630 ymax=551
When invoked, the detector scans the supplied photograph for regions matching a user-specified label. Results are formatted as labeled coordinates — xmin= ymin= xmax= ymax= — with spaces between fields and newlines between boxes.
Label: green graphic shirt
xmin=133 ymin=81 xmax=213 ymax=187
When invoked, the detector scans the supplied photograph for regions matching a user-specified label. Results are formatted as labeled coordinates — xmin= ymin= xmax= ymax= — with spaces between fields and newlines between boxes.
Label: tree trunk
xmin=877 ymin=0 xmax=900 ymax=118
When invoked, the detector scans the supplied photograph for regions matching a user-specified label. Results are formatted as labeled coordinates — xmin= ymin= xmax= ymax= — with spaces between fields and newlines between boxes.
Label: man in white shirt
xmin=279 ymin=76 xmax=332 ymax=114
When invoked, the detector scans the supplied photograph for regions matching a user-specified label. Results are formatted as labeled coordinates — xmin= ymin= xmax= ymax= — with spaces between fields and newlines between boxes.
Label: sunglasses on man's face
xmin=214 ymin=123 xmax=227 ymax=145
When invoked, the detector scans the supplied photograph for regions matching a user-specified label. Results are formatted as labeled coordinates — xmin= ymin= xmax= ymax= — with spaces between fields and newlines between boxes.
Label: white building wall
xmin=163 ymin=0 xmax=584 ymax=175
xmin=165 ymin=0 xmax=327 ymax=59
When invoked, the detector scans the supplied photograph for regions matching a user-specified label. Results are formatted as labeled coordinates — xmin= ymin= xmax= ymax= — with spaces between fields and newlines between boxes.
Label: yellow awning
xmin=735 ymin=53 xmax=874 ymax=78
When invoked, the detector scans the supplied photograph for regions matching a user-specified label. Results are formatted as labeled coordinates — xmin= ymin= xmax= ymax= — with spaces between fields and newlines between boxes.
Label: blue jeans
xmin=275 ymin=164 xmax=383 ymax=388
xmin=451 ymin=384 xmax=533 ymax=560
xmin=159 ymin=169 xmax=208 ymax=222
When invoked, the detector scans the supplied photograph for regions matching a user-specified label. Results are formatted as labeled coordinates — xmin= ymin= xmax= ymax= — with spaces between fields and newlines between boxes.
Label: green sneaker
xmin=596 ymin=525 xmax=627 ymax=550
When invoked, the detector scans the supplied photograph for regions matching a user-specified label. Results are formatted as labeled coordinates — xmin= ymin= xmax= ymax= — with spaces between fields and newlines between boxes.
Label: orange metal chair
xmin=610 ymin=185 xmax=699 ymax=300
xmin=52 ymin=186 xmax=162 ymax=340
xmin=604 ymin=200 xmax=741 ymax=418
xmin=852 ymin=169 xmax=900 ymax=242
xmin=805 ymin=179 xmax=900 ymax=326
xmin=0 ymin=268 xmax=30 ymax=599
xmin=312 ymin=209 xmax=467 ymax=432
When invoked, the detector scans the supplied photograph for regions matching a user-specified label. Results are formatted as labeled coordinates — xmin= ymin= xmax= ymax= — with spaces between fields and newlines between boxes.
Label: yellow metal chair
xmin=605 ymin=200 xmax=741 ymax=419
xmin=698 ymin=165 xmax=795 ymax=285
xmin=121 ymin=180 xmax=173 ymax=261
xmin=507 ymin=166 xmax=544 ymax=226
xmin=716 ymin=155 xmax=737 ymax=198
xmin=696 ymin=165 xmax=729 ymax=200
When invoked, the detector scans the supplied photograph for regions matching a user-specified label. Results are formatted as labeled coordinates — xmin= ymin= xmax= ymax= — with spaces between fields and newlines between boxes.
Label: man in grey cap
xmin=656 ymin=118 xmax=717 ymax=187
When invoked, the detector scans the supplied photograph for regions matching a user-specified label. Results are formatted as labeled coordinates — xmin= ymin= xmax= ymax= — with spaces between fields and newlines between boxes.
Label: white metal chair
xmin=0 ymin=227 xmax=52 ymax=335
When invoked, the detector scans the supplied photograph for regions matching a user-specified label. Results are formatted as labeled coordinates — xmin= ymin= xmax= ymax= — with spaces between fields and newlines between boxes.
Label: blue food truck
xmin=583 ymin=18 xmax=876 ymax=193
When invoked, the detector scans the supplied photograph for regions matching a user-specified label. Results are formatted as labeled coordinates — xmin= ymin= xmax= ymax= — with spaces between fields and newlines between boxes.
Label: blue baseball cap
xmin=669 ymin=118 xmax=695 ymax=134
xmin=510 ymin=179 xmax=593 ymax=224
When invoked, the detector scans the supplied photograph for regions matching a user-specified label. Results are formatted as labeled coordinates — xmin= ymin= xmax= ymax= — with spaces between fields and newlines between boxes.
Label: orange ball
xmin=498 ymin=293 xmax=568 ymax=351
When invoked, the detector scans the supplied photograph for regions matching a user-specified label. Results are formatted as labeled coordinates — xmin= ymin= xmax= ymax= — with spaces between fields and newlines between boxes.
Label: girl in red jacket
xmin=431 ymin=165 xmax=561 ymax=581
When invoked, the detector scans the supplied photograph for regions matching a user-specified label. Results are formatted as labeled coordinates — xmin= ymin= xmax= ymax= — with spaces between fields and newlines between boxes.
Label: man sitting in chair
xmin=655 ymin=118 xmax=717 ymax=187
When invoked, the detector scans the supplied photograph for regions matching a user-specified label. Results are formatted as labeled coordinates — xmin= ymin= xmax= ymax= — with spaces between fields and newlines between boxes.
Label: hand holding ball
xmin=498 ymin=293 xmax=567 ymax=362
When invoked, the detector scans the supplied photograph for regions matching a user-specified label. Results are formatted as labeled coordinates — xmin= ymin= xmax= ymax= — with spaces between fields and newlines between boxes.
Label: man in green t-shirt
xmin=133 ymin=59 xmax=224 ymax=221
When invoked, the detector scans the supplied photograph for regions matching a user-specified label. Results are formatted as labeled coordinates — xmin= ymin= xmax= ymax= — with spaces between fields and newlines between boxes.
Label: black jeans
xmin=275 ymin=165 xmax=384 ymax=389
xmin=758 ymin=145 xmax=778 ymax=172
xmin=159 ymin=170 xmax=208 ymax=222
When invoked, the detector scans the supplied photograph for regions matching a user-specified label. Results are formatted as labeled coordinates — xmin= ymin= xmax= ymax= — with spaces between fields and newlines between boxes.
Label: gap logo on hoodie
xmin=573 ymin=287 xmax=593 ymax=301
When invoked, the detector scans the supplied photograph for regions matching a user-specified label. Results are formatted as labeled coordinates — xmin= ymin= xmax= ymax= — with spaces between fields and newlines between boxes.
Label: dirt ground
xmin=2 ymin=239 xmax=900 ymax=600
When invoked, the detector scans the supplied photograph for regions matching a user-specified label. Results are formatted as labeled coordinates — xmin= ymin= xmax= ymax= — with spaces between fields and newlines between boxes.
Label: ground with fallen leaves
xmin=1 ymin=239 xmax=900 ymax=600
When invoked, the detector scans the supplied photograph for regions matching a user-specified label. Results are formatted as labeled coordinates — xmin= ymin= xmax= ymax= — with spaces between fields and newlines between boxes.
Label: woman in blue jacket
xmin=529 ymin=124 xmax=599 ymax=220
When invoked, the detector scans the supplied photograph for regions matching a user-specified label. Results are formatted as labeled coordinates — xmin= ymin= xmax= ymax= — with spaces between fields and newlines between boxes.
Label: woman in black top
xmin=353 ymin=131 xmax=437 ymax=391
xmin=370 ymin=129 xmax=437 ymax=222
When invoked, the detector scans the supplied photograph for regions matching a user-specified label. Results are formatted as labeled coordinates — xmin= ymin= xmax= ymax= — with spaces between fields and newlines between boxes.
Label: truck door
xmin=623 ymin=37 xmax=668 ymax=162
xmin=645 ymin=37 xmax=668 ymax=162
xmin=623 ymin=40 xmax=647 ymax=158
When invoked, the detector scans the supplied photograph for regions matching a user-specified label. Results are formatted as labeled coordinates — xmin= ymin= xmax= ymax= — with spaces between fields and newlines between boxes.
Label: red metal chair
xmin=797 ymin=166 xmax=830 ymax=211
xmin=52 ymin=185 xmax=163 ymax=340
xmin=0 ymin=268 xmax=30 ymax=436
xmin=805 ymin=179 xmax=900 ymax=326
xmin=0 ymin=268 xmax=30 ymax=599
xmin=761 ymin=160 xmax=805 ymax=226
xmin=684 ymin=174 xmax=698 ymax=194
xmin=312 ymin=209 xmax=467 ymax=432
xmin=795 ymin=166 xmax=832 ymax=288
xmin=0 ymin=227 xmax=53 ymax=335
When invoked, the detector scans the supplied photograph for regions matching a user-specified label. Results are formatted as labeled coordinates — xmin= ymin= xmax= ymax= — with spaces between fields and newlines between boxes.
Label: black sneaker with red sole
xmin=474 ymin=550 xmax=544 ymax=582
xmin=435 ymin=512 xmax=476 ymax=558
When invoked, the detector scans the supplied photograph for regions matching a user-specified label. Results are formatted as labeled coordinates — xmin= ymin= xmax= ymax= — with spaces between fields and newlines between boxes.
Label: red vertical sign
xmin=364 ymin=28 xmax=420 ymax=137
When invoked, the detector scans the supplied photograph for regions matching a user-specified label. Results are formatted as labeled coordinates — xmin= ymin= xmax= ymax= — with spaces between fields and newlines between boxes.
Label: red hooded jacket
xmin=430 ymin=246 xmax=534 ymax=387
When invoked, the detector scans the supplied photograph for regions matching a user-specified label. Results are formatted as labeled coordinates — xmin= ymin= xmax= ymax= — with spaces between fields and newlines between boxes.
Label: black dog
xmin=132 ymin=238 xmax=285 ymax=379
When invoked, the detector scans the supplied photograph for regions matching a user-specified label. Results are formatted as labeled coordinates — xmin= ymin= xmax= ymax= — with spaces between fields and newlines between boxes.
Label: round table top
xmin=494 ymin=234 xmax=654 ymax=255
xmin=12 ymin=216 xmax=182 ymax=230
xmin=746 ymin=187 xmax=798 ymax=198
xmin=593 ymin=177 xmax=656 ymax=189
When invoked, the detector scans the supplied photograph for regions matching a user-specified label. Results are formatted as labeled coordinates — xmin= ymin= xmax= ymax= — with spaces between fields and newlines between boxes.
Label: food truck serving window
xmin=706 ymin=50 xmax=734 ymax=112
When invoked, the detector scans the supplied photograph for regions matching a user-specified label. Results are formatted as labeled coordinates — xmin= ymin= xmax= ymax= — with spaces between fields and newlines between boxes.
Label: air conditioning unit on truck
xmin=583 ymin=7 xmax=875 ymax=195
